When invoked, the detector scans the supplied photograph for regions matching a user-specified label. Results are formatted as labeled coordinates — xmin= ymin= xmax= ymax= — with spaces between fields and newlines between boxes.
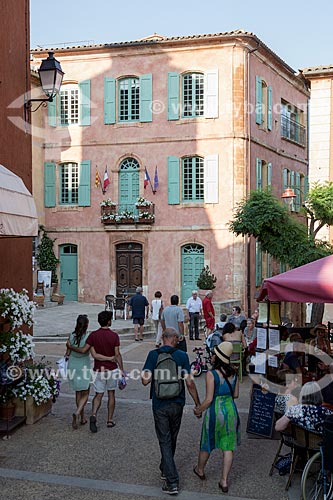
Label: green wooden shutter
xmin=204 ymin=69 xmax=218 ymax=118
xmin=48 ymin=97 xmax=57 ymax=127
xmin=104 ymin=77 xmax=116 ymax=124
xmin=79 ymin=80 xmax=91 ymax=126
xmin=168 ymin=73 xmax=179 ymax=120
xmin=282 ymin=168 xmax=288 ymax=190
xmin=290 ymin=171 xmax=296 ymax=212
xmin=204 ymin=155 xmax=218 ymax=203
xmin=255 ymin=241 xmax=262 ymax=287
xmin=255 ymin=76 xmax=262 ymax=125
xmin=304 ymin=175 xmax=309 ymax=200
xmin=267 ymin=162 xmax=272 ymax=187
xmin=78 ymin=160 xmax=91 ymax=206
xmin=256 ymin=158 xmax=262 ymax=189
xmin=295 ymin=171 xmax=301 ymax=211
xmin=44 ymin=162 xmax=56 ymax=207
xmin=139 ymin=73 xmax=152 ymax=122
xmin=267 ymin=86 xmax=273 ymax=130
xmin=167 ymin=156 xmax=180 ymax=204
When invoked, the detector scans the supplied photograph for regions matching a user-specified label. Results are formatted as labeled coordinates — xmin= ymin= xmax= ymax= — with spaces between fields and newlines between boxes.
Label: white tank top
xmin=151 ymin=299 xmax=162 ymax=320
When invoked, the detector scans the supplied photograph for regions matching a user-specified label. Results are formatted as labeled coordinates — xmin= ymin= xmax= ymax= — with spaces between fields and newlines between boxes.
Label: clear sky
xmin=30 ymin=0 xmax=332 ymax=71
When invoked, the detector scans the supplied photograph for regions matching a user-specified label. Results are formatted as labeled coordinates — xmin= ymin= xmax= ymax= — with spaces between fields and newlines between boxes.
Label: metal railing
xmin=281 ymin=115 xmax=306 ymax=146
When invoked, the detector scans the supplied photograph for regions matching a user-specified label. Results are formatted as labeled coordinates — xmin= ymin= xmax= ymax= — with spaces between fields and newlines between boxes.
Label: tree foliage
xmin=196 ymin=265 xmax=217 ymax=290
xmin=303 ymin=182 xmax=333 ymax=237
xmin=229 ymin=189 xmax=333 ymax=268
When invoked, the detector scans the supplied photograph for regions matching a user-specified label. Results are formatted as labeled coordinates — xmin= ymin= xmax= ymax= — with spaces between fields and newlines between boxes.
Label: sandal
xmin=193 ymin=466 xmax=206 ymax=480
xmin=80 ymin=419 xmax=88 ymax=425
xmin=107 ymin=421 xmax=116 ymax=428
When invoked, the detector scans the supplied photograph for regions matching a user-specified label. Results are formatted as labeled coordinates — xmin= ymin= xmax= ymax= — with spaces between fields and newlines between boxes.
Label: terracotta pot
xmin=0 ymin=317 xmax=11 ymax=333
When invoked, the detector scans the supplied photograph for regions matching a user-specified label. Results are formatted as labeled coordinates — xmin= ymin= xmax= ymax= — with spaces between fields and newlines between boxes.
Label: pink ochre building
xmin=31 ymin=30 xmax=309 ymax=312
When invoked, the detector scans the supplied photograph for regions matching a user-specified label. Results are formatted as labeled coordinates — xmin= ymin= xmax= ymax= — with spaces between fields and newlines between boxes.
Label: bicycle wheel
xmin=301 ymin=451 xmax=333 ymax=500
xmin=190 ymin=360 xmax=202 ymax=377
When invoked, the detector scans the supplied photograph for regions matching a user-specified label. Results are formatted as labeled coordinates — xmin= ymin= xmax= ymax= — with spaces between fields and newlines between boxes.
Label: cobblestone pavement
xmin=0 ymin=302 xmax=301 ymax=499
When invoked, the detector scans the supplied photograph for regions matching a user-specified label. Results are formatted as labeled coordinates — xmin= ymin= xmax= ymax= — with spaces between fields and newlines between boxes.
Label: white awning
xmin=0 ymin=164 xmax=38 ymax=237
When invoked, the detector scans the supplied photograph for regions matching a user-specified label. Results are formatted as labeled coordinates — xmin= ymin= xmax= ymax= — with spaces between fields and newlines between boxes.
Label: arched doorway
xmin=116 ymin=243 xmax=142 ymax=296
xmin=181 ymin=244 xmax=204 ymax=303
xmin=59 ymin=244 xmax=78 ymax=301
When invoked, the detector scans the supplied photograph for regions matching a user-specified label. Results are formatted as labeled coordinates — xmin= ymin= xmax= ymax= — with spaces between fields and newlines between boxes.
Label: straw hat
xmin=310 ymin=323 xmax=327 ymax=337
xmin=213 ymin=341 xmax=233 ymax=364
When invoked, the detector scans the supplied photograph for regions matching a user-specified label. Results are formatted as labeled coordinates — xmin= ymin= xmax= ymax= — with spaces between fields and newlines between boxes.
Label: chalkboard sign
xmin=246 ymin=384 xmax=276 ymax=438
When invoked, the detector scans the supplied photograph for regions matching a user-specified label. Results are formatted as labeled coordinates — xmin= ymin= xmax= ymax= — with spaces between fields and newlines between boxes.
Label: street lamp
xmin=281 ymin=187 xmax=296 ymax=207
xmin=25 ymin=51 xmax=64 ymax=113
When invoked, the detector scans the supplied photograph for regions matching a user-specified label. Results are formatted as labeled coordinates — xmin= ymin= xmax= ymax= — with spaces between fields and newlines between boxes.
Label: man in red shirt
xmin=202 ymin=291 xmax=215 ymax=335
xmin=67 ymin=310 xmax=124 ymax=433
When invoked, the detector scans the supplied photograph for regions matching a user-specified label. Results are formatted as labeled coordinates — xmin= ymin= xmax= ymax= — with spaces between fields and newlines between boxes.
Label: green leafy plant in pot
xmin=36 ymin=226 xmax=59 ymax=285
xmin=196 ymin=265 xmax=217 ymax=290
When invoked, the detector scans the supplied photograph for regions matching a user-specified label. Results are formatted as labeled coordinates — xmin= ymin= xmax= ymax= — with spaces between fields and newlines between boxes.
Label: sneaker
xmin=162 ymin=483 xmax=178 ymax=495
xmin=160 ymin=473 xmax=166 ymax=480
xmin=89 ymin=415 xmax=97 ymax=433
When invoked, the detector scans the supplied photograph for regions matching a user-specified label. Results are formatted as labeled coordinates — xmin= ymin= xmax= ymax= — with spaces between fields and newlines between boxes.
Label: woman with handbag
xmin=193 ymin=341 xmax=240 ymax=493
xmin=66 ymin=314 xmax=91 ymax=429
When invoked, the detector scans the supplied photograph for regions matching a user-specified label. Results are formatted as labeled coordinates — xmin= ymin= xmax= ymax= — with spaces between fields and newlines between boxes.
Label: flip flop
xmin=72 ymin=413 xmax=78 ymax=430
xmin=107 ymin=421 xmax=116 ymax=428
xmin=193 ymin=466 xmax=206 ymax=480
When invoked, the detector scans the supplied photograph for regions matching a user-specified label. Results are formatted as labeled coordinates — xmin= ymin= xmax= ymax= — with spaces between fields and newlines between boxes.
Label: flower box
xmin=14 ymin=396 xmax=52 ymax=425
xmin=51 ymin=293 xmax=65 ymax=304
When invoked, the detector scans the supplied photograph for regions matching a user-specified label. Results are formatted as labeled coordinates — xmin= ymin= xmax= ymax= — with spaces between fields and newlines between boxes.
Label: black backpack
xmin=154 ymin=348 xmax=183 ymax=399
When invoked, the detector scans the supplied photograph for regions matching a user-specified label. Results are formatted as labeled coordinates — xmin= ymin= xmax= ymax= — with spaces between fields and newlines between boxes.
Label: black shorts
xmin=133 ymin=318 xmax=144 ymax=326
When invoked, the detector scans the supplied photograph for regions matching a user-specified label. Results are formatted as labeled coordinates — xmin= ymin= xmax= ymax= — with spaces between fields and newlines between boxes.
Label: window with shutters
xmin=60 ymin=163 xmax=79 ymax=205
xmin=182 ymin=156 xmax=204 ymax=202
xmin=281 ymin=101 xmax=306 ymax=146
xmin=182 ymin=73 xmax=204 ymax=118
xmin=282 ymin=168 xmax=306 ymax=212
xmin=255 ymin=76 xmax=272 ymax=131
xmin=119 ymin=77 xmax=140 ymax=121
xmin=256 ymin=159 xmax=272 ymax=190
xmin=60 ymin=84 xmax=79 ymax=125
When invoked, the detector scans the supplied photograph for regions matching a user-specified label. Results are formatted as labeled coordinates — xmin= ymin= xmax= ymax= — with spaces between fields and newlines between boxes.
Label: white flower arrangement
xmin=135 ymin=197 xmax=152 ymax=207
xmin=0 ymin=288 xmax=35 ymax=328
xmin=0 ymin=331 xmax=35 ymax=363
xmin=12 ymin=361 xmax=60 ymax=406
xmin=100 ymin=198 xmax=117 ymax=207
xmin=138 ymin=211 xmax=155 ymax=220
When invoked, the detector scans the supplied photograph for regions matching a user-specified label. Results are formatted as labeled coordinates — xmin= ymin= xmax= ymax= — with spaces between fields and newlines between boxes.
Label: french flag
xmin=144 ymin=167 xmax=150 ymax=189
xmin=103 ymin=166 xmax=110 ymax=192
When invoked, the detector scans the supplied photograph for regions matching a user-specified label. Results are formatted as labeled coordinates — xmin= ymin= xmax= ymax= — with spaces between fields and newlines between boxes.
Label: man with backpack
xmin=141 ymin=328 xmax=201 ymax=496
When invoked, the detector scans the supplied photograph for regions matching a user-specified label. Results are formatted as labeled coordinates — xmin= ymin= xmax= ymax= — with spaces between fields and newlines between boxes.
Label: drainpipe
xmin=246 ymin=41 xmax=260 ymax=317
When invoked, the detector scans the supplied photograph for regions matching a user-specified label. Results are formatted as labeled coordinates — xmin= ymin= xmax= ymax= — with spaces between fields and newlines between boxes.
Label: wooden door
xmin=116 ymin=243 xmax=142 ymax=296
xmin=59 ymin=244 xmax=78 ymax=301
xmin=181 ymin=244 xmax=204 ymax=303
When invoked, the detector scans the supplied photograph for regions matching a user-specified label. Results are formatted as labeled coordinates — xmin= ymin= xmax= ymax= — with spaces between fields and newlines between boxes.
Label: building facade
xmin=303 ymin=65 xmax=333 ymax=245
xmin=0 ymin=0 xmax=34 ymax=293
xmin=31 ymin=31 xmax=309 ymax=311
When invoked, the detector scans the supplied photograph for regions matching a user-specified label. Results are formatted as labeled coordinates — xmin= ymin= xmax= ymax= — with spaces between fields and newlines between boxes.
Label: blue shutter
xmin=104 ymin=77 xmax=116 ymax=124
xmin=255 ymin=76 xmax=262 ymax=125
xmin=48 ymin=97 xmax=57 ymax=127
xmin=79 ymin=80 xmax=91 ymax=126
xmin=295 ymin=171 xmax=301 ymax=211
xmin=78 ymin=160 xmax=91 ymax=206
xmin=168 ymin=73 xmax=179 ymax=120
xmin=304 ymin=176 xmax=309 ymax=200
xmin=267 ymin=86 xmax=273 ymax=131
xmin=267 ymin=162 xmax=272 ymax=187
xmin=44 ymin=162 xmax=56 ymax=207
xmin=139 ymin=73 xmax=152 ymax=122
xmin=290 ymin=171 xmax=296 ymax=212
xmin=282 ymin=168 xmax=288 ymax=190
xmin=167 ymin=156 xmax=180 ymax=204
xmin=256 ymin=158 xmax=262 ymax=190
xmin=255 ymin=241 xmax=262 ymax=287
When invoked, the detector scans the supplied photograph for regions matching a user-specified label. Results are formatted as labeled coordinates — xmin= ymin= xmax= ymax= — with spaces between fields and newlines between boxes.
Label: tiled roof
xmin=31 ymin=29 xmax=296 ymax=75
xmin=302 ymin=64 xmax=333 ymax=75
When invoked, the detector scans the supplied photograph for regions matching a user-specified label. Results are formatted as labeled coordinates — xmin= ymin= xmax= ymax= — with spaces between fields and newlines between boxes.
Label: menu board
xmin=246 ymin=384 xmax=276 ymax=438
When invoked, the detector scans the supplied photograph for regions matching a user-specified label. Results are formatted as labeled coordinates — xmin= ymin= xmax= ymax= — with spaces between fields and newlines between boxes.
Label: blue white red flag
xmin=144 ymin=167 xmax=150 ymax=189
xmin=153 ymin=166 xmax=159 ymax=192
xmin=103 ymin=166 xmax=110 ymax=193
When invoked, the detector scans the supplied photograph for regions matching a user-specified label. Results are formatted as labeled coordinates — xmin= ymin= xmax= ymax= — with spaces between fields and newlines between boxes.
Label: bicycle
xmin=301 ymin=418 xmax=333 ymax=500
xmin=190 ymin=346 xmax=211 ymax=377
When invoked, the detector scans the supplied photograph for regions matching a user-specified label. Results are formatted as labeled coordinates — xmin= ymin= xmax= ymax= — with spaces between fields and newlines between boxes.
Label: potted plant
xmin=138 ymin=211 xmax=155 ymax=222
xmin=100 ymin=199 xmax=117 ymax=215
xmin=0 ymin=288 xmax=35 ymax=330
xmin=37 ymin=227 xmax=59 ymax=288
xmin=196 ymin=265 xmax=217 ymax=291
xmin=135 ymin=196 xmax=152 ymax=207
xmin=0 ymin=385 xmax=17 ymax=421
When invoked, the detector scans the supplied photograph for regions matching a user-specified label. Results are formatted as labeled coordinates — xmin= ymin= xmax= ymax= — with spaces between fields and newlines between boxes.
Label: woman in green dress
xmin=193 ymin=341 xmax=240 ymax=493
xmin=66 ymin=314 xmax=91 ymax=429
